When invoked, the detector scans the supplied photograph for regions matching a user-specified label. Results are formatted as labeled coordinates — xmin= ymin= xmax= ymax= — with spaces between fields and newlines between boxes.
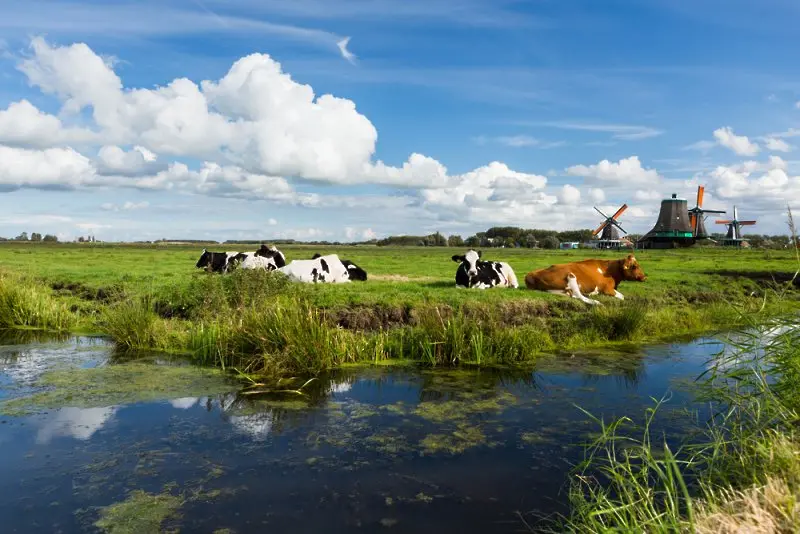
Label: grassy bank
xmin=550 ymin=312 xmax=800 ymax=532
xmin=0 ymin=243 xmax=798 ymax=376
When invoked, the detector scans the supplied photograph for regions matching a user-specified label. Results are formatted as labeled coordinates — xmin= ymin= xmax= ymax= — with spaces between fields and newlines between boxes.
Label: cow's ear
xmin=451 ymin=255 xmax=464 ymax=262
xmin=477 ymin=250 xmax=482 ymax=258
xmin=202 ymin=248 xmax=206 ymax=253
xmin=312 ymin=253 xmax=321 ymax=259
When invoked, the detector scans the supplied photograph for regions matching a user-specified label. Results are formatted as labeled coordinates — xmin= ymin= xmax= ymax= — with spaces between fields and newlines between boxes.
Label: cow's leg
xmin=614 ymin=290 xmax=625 ymax=300
xmin=565 ymin=273 xmax=601 ymax=305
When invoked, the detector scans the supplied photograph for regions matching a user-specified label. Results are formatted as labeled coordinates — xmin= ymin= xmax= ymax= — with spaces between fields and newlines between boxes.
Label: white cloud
xmin=558 ymin=184 xmax=581 ymax=205
xmin=764 ymin=137 xmax=792 ymax=153
xmin=536 ymin=121 xmax=663 ymax=140
xmin=588 ymin=188 xmax=605 ymax=204
xmin=495 ymin=135 xmax=540 ymax=147
xmin=336 ymin=36 xmax=356 ymax=64
xmin=268 ymin=218 xmax=278 ymax=225
xmin=96 ymin=145 xmax=160 ymax=175
xmin=796 ymin=101 xmax=800 ymax=109
xmin=101 ymin=201 xmax=150 ymax=212
xmin=0 ymin=100 xmax=95 ymax=148
xmin=713 ymin=126 xmax=760 ymax=156
xmin=565 ymin=156 xmax=661 ymax=186
xmin=5 ymin=36 xmax=554 ymax=195
xmin=683 ymin=140 xmax=716 ymax=153
xmin=0 ymin=145 xmax=96 ymax=190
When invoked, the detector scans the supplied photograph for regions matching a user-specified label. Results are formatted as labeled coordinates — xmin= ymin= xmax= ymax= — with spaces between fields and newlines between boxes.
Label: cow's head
xmin=342 ymin=260 xmax=368 ymax=281
xmin=256 ymin=244 xmax=286 ymax=267
xmin=451 ymin=249 xmax=482 ymax=278
xmin=622 ymin=255 xmax=647 ymax=282
xmin=195 ymin=249 xmax=211 ymax=269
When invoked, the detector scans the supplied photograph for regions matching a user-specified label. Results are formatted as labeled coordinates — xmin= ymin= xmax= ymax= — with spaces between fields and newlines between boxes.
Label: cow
xmin=196 ymin=244 xmax=286 ymax=273
xmin=451 ymin=249 xmax=519 ymax=289
xmin=524 ymin=254 xmax=647 ymax=305
xmin=195 ymin=249 xmax=245 ymax=273
xmin=279 ymin=253 xmax=367 ymax=283
xmin=240 ymin=244 xmax=287 ymax=271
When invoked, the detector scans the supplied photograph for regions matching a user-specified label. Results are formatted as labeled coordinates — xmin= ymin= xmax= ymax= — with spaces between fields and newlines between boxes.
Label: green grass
xmin=0 ymin=242 xmax=798 ymax=375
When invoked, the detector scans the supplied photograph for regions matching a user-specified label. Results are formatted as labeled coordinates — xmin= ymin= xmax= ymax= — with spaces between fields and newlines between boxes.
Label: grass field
xmin=0 ymin=242 xmax=798 ymax=375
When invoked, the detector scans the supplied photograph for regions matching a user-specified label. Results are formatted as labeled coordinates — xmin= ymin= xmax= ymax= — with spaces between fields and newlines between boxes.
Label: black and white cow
xmin=278 ymin=253 xmax=367 ymax=283
xmin=451 ymin=249 xmax=519 ymax=289
xmin=240 ymin=244 xmax=287 ymax=271
xmin=196 ymin=244 xmax=286 ymax=273
xmin=195 ymin=249 xmax=245 ymax=273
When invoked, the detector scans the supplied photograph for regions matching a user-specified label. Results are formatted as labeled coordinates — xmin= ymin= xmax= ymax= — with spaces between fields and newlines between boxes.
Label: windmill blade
xmin=594 ymin=206 xmax=610 ymax=220
xmin=593 ymin=221 xmax=608 ymax=236
xmin=715 ymin=220 xmax=732 ymax=224
xmin=699 ymin=208 xmax=726 ymax=214
xmin=689 ymin=214 xmax=697 ymax=231
xmin=611 ymin=204 xmax=628 ymax=220
xmin=739 ymin=221 xmax=757 ymax=225
xmin=696 ymin=186 xmax=705 ymax=208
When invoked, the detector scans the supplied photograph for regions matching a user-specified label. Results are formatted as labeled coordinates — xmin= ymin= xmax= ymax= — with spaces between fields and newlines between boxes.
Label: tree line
xmin=376 ymin=227 xmax=596 ymax=249
xmin=0 ymin=232 xmax=59 ymax=242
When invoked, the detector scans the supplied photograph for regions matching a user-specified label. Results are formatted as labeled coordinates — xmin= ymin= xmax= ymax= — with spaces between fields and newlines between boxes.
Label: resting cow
xmin=240 ymin=244 xmax=287 ymax=271
xmin=195 ymin=249 xmax=244 ymax=273
xmin=524 ymin=255 xmax=646 ymax=305
xmin=279 ymin=253 xmax=367 ymax=283
xmin=451 ymin=249 xmax=519 ymax=289
xmin=196 ymin=244 xmax=286 ymax=273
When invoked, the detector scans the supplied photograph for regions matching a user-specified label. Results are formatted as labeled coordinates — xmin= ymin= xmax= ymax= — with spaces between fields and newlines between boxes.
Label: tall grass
xmin=554 ymin=313 xmax=800 ymax=532
xmin=0 ymin=272 xmax=76 ymax=331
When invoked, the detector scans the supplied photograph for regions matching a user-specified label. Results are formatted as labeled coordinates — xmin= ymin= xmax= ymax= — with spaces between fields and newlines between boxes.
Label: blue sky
xmin=0 ymin=0 xmax=799 ymax=242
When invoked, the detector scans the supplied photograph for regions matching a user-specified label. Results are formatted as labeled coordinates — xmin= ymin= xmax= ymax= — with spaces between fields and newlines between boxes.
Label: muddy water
xmin=0 ymin=332 xmax=725 ymax=533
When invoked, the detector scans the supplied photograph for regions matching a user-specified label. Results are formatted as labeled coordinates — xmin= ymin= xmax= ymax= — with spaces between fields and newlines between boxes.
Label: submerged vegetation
xmin=0 ymin=243 xmax=798 ymax=378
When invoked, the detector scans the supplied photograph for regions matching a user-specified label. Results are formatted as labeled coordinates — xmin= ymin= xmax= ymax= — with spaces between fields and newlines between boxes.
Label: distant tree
xmin=14 ymin=232 xmax=28 ymax=241
xmin=42 ymin=234 xmax=58 ymax=242
xmin=541 ymin=236 xmax=560 ymax=249
xmin=30 ymin=232 xmax=42 ymax=242
xmin=523 ymin=234 xmax=539 ymax=248
xmin=447 ymin=235 xmax=464 ymax=248
xmin=504 ymin=237 xmax=516 ymax=248
xmin=465 ymin=236 xmax=480 ymax=248
xmin=78 ymin=236 xmax=85 ymax=243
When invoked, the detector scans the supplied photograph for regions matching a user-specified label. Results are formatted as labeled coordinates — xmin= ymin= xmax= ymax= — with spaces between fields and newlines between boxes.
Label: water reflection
xmin=0 ymin=330 xmax=730 ymax=534
xmin=35 ymin=406 xmax=118 ymax=444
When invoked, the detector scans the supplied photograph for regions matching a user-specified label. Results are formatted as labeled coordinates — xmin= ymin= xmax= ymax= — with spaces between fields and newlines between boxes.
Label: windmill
xmin=687 ymin=186 xmax=726 ymax=241
xmin=715 ymin=206 xmax=757 ymax=247
xmin=592 ymin=204 xmax=628 ymax=249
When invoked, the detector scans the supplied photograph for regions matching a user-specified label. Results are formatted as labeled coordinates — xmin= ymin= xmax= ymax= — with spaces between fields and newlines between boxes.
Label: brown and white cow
xmin=524 ymin=255 xmax=646 ymax=305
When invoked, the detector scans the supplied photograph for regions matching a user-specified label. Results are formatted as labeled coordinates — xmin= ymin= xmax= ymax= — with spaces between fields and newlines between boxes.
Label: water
xmin=0 ymin=332 xmax=729 ymax=533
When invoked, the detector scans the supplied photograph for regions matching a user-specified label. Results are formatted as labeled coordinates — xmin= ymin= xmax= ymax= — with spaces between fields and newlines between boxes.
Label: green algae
xmin=420 ymin=424 xmax=489 ymax=455
xmin=413 ymin=391 xmax=518 ymax=423
xmin=1 ymin=362 xmax=238 ymax=415
xmin=94 ymin=490 xmax=183 ymax=534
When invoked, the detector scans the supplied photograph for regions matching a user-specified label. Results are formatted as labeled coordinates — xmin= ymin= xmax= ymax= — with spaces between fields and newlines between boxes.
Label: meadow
xmin=0 ymin=241 xmax=798 ymax=377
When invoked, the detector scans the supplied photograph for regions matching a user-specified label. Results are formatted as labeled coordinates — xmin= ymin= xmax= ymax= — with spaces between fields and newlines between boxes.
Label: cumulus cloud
xmin=558 ymin=184 xmax=581 ymax=205
xmin=763 ymin=137 xmax=792 ymax=153
xmin=565 ymin=156 xmax=660 ymax=186
xmin=588 ymin=188 xmax=605 ymax=204
xmin=713 ymin=126 xmax=760 ymax=156
xmin=1 ymin=36 xmax=567 ymax=204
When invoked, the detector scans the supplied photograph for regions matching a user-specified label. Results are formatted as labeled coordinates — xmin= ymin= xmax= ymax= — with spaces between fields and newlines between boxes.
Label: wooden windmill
xmin=687 ymin=186 xmax=726 ymax=240
xmin=592 ymin=204 xmax=628 ymax=249
xmin=715 ymin=206 xmax=757 ymax=247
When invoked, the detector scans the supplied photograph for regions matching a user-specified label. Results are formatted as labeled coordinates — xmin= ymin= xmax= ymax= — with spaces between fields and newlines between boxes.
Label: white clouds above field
xmin=0 ymin=36 xmax=799 ymax=240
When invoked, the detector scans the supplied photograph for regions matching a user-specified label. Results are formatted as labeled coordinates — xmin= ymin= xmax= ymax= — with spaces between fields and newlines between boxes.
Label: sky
xmin=1 ymin=0 xmax=799 ymax=243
